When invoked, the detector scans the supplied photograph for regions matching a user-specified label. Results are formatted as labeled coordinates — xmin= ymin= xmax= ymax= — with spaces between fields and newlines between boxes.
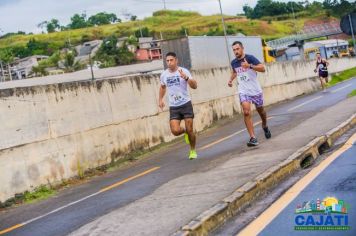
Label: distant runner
xmin=314 ymin=52 xmax=329 ymax=91
xmin=228 ymin=41 xmax=271 ymax=147
xmin=159 ymin=52 xmax=198 ymax=159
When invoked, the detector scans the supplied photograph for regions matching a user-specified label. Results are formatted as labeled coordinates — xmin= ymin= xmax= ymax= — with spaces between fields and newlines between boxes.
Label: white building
xmin=304 ymin=39 xmax=349 ymax=59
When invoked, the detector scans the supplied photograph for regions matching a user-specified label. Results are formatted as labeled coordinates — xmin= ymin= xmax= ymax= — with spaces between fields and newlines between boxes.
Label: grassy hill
xmin=0 ymin=10 xmax=334 ymax=51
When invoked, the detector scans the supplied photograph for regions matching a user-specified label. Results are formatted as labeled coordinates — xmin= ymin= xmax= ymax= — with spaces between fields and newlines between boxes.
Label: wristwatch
xmin=184 ymin=76 xmax=189 ymax=81
xmin=249 ymin=64 xmax=253 ymax=69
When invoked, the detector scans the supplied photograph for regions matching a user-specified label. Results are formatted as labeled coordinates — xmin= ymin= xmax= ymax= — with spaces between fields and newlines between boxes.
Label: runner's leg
xmin=241 ymin=101 xmax=255 ymax=138
xmin=184 ymin=118 xmax=196 ymax=150
xmin=170 ymin=120 xmax=185 ymax=136
xmin=256 ymin=106 xmax=267 ymax=129
xmin=319 ymin=77 xmax=325 ymax=90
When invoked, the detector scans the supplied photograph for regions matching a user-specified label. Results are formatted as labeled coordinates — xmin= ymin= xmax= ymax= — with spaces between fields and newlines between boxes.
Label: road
xmin=0 ymin=78 xmax=355 ymax=236
xmin=237 ymin=132 xmax=356 ymax=236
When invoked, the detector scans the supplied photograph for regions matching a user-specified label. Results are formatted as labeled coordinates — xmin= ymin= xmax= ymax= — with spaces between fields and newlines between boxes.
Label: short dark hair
xmin=165 ymin=52 xmax=177 ymax=58
xmin=232 ymin=41 xmax=243 ymax=47
xmin=316 ymin=52 xmax=321 ymax=55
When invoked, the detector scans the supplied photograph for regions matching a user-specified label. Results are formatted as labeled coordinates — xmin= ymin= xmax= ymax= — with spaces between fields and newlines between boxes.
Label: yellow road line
xmin=331 ymin=84 xmax=352 ymax=93
xmin=99 ymin=166 xmax=160 ymax=193
xmin=199 ymin=117 xmax=274 ymax=151
xmin=287 ymin=96 xmax=323 ymax=112
xmin=0 ymin=167 xmax=160 ymax=235
xmin=0 ymin=224 xmax=24 ymax=235
xmin=238 ymin=133 xmax=356 ymax=236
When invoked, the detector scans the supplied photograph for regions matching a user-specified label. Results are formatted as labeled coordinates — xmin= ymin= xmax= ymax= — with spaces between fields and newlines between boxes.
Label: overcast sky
xmin=0 ymin=0 xmax=263 ymax=34
xmin=0 ymin=0 xmax=330 ymax=34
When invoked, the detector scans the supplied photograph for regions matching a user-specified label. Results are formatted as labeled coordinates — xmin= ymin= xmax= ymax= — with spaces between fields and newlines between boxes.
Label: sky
xmin=0 ymin=0 xmax=259 ymax=34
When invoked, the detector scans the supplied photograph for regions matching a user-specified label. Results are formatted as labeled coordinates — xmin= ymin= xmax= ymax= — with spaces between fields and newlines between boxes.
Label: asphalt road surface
xmin=0 ymin=78 xmax=355 ymax=236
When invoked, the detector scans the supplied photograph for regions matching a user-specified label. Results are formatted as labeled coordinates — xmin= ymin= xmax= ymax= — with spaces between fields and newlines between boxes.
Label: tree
xmin=135 ymin=27 xmax=150 ymax=38
xmin=27 ymin=38 xmax=50 ymax=55
xmin=46 ymin=19 xmax=60 ymax=33
xmin=95 ymin=35 xmax=135 ymax=68
xmin=130 ymin=15 xmax=138 ymax=21
xmin=243 ymin=5 xmax=254 ymax=18
xmin=63 ymin=51 xmax=81 ymax=72
xmin=37 ymin=21 xmax=48 ymax=33
xmin=68 ymin=13 xmax=90 ymax=29
xmin=88 ymin=12 xmax=120 ymax=26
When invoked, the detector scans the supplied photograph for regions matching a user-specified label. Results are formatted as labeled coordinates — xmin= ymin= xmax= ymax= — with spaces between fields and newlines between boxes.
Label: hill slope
xmin=0 ymin=10 xmax=335 ymax=51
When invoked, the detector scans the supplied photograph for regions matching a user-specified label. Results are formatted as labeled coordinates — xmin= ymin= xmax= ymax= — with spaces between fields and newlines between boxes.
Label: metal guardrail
xmin=267 ymin=23 xmax=343 ymax=50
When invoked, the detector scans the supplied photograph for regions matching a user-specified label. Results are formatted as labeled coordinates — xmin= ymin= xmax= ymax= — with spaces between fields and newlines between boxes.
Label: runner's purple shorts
xmin=239 ymin=93 xmax=264 ymax=107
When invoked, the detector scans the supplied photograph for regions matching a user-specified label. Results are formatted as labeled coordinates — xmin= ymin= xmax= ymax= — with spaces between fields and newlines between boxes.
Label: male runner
xmin=228 ymin=41 xmax=271 ymax=147
xmin=159 ymin=52 xmax=198 ymax=159
xmin=314 ymin=52 xmax=329 ymax=91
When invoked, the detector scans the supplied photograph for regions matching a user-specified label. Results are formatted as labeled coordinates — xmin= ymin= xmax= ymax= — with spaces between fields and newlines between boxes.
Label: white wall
xmin=0 ymin=57 xmax=355 ymax=202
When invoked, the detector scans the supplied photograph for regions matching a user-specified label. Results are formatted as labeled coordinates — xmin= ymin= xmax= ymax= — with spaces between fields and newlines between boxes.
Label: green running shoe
xmin=184 ymin=133 xmax=190 ymax=144
xmin=189 ymin=150 xmax=198 ymax=160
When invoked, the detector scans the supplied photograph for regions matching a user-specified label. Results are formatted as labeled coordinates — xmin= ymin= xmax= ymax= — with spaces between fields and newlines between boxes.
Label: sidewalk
xmin=70 ymin=96 xmax=356 ymax=236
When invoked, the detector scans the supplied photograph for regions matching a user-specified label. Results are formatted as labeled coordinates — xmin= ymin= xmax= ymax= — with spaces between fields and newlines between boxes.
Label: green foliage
xmin=27 ymin=38 xmax=50 ymax=55
xmin=348 ymin=89 xmax=356 ymax=97
xmin=46 ymin=19 xmax=61 ymax=33
xmin=179 ymin=26 xmax=189 ymax=36
xmin=330 ymin=67 xmax=356 ymax=86
xmin=68 ymin=13 xmax=91 ymax=29
xmin=243 ymin=0 xmax=355 ymax=19
xmin=88 ymin=12 xmax=120 ymax=26
xmin=31 ymin=64 xmax=48 ymax=77
xmin=23 ymin=185 xmax=56 ymax=203
xmin=323 ymin=0 xmax=355 ymax=17
xmin=152 ymin=10 xmax=201 ymax=17
xmin=81 ymin=34 xmax=91 ymax=43
xmin=206 ymin=27 xmax=223 ymax=36
xmin=135 ymin=27 xmax=150 ymax=38
xmin=63 ymin=51 xmax=81 ymax=72
xmin=0 ymin=48 xmax=14 ymax=63
xmin=95 ymin=35 xmax=135 ymax=68
xmin=130 ymin=15 xmax=138 ymax=21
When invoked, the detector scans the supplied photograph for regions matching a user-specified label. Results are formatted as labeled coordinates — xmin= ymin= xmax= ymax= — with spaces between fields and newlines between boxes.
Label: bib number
xmin=238 ymin=74 xmax=249 ymax=82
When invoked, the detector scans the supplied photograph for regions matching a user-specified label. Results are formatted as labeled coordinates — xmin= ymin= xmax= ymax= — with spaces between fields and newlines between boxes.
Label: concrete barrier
xmin=0 ymin=57 xmax=355 ymax=203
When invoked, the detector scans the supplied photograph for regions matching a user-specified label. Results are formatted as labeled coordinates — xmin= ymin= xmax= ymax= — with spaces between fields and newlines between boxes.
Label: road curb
xmin=173 ymin=114 xmax=356 ymax=236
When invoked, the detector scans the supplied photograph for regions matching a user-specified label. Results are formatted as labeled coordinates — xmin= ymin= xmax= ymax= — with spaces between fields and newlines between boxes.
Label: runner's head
xmin=232 ymin=41 xmax=244 ymax=59
xmin=165 ymin=52 xmax=178 ymax=71
xmin=316 ymin=52 xmax=321 ymax=59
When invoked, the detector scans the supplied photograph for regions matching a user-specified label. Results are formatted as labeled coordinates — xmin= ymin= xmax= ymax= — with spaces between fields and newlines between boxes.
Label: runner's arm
xmin=228 ymin=70 xmax=237 ymax=87
xmin=324 ymin=59 xmax=329 ymax=67
xmin=187 ymin=77 xmax=197 ymax=89
xmin=250 ymin=63 xmax=265 ymax=73
xmin=158 ymin=85 xmax=166 ymax=109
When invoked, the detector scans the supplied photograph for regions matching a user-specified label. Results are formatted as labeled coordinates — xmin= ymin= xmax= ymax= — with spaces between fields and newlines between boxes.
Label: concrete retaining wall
xmin=0 ymin=57 xmax=355 ymax=202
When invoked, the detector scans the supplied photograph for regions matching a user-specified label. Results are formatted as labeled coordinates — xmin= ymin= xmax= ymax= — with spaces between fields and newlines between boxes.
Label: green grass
xmin=348 ymin=89 xmax=356 ymax=97
xmin=23 ymin=185 xmax=56 ymax=204
xmin=329 ymin=67 xmax=356 ymax=87
xmin=0 ymin=10 xmax=333 ymax=50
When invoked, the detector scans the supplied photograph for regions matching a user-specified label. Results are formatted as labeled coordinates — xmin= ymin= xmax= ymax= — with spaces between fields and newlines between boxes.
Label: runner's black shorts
xmin=319 ymin=71 xmax=328 ymax=78
xmin=169 ymin=101 xmax=194 ymax=120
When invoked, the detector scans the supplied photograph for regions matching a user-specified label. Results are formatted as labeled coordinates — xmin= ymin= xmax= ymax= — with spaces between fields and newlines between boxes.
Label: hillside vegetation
xmin=0 ymin=10 xmax=333 ymax=51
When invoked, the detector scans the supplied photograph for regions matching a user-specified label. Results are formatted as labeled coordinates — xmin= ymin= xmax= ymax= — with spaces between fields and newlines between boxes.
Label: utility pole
xmin=163 ymin=0 xmax=166 ymax=10
xmin=218 ymin=0 xmax=232 ymax=68
xmin=291 ymin=3 xmax=298 ymax=34
xmin=89 ymin=52 xmax=95 ymax=81
xmin=348 ymin=14 xmax=356 ymax=56
xmin=0 ymin=61 xmax=4 ymax=82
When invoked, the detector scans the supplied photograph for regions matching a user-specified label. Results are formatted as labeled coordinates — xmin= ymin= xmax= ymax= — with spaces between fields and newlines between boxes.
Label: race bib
xmin=170 ymin=92 xmax=185 ymax=104
xmin=238 ymin=73 xmax=250 ymax=83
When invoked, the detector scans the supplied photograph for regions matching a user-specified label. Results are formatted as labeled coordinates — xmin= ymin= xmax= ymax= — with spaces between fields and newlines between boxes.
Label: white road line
xmin=330 ymin=84 xmax=352 ymax=93
xmin=287 ymin=96 xmax=323 ymax=112
xmin=199 ymin=117 xmax=274 ymax=150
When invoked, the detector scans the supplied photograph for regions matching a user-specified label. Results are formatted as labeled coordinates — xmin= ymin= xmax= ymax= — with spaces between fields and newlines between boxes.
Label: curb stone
xmin=173 ymin=114 xmax=356 ymax=236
